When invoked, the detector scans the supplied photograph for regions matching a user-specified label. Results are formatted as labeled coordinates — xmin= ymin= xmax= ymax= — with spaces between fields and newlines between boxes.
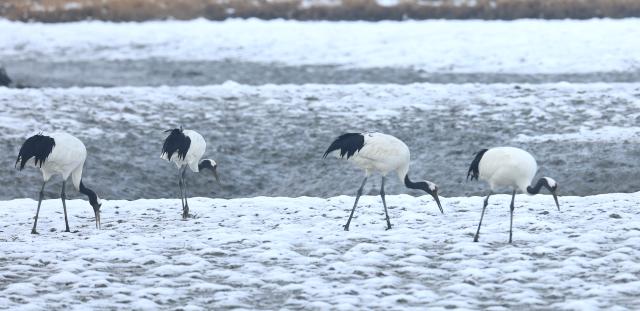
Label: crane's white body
xmin=344 ymin=132 xmax=411 ymax=182
xmin=471 ymin=146 xmax=559 ymax=243
xmin=325 ymin=131 xmax=443 ymax=230
xmin=18 ymin=132 xmax=103 ymax=232
xmin=479 ymin=147 xmax=539 ymax=193
xmin=29 ymin=132 xmax=87 ymax=191
xmin=161 ymin=129 xmax=206 ymax=172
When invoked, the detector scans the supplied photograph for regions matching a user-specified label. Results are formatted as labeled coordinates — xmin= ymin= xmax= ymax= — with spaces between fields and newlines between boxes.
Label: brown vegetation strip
xmin=2 ymin=0 xmax=640 ymax=22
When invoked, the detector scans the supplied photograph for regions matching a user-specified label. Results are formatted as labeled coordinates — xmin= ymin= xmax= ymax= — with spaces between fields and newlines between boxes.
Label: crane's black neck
xmin=527 ymin=178 xmax=551 ymax=195
xmin=79 ymin=180 xmax=99 ymax=207
xmin=404 ymin=174 xmax=430 ymax=194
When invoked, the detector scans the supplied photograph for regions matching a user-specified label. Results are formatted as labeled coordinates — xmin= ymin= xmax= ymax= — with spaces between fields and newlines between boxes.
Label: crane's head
xmin=542 ymin=177 xmax=559 ymax=211
xmin=199 ymin=159 xmax=220 ymax=184
xmin=422 ymin=180 xmax=443 ymax=214
xmin=90 ymin=195 xmax=102 ymax=229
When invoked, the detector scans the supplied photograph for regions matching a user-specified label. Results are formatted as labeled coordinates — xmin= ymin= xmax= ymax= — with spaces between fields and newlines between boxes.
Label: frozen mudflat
xmin=0 ymin=192 xmax=639 ymax=310
xmin=1 ymin=82 xmax=639 ymax=200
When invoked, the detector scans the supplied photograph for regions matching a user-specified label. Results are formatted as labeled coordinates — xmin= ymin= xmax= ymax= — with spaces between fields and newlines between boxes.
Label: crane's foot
xmin=343 ymin=225 xmax=350 ymax=231
xmin=385 ymin=225 xmax=392 ymax=231
xmin=182 ymin=207 xmax=190 ymax=220
xmin=64 ymin=228 xmax=70 ymax=233
xmin=31 ymin=229 xmax=39 ymax=235
xmin=473 ymin=235 xmax=480 ymax=242
xmin=182 ymin=212 xmax=196 ymax=220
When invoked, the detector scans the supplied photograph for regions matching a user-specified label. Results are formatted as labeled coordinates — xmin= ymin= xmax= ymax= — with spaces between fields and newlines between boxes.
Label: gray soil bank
xmin=4 ymin=60 xmax=640 ymax=87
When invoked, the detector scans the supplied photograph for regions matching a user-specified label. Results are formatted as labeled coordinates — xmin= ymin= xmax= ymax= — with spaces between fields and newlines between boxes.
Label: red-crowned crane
xmin=161 ymin=127 xmax=219 ymax=219
xmin=467 ymin=146 xmax=560 ymax=243
xmin=324 ymin=132 xmax=443 ymax=231
xmin=15 ymin=132 xmax=102 ymax=234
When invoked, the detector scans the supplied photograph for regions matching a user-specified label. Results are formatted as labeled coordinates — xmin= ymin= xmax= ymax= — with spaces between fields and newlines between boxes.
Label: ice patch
xmin=48 ymin=271 xmax=82 ymax=284
xmin=516 ymin=126 xmax=640 ymax=143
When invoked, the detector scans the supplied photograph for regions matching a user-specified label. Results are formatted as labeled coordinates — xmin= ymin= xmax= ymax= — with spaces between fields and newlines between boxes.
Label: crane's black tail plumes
xmin=323 ymin=133 xmax=365 ymax=159
xmin=15 ymin=134 xmax=55 ymax=170
xmin=467 ymin=149 xmax=488 ymax=181
xmin=161 ymin=128 xmax=191 ymax=161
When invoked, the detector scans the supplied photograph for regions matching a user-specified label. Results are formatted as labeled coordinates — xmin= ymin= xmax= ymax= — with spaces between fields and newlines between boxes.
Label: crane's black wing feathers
xmin=467 ymin=149 xmax=488 ymax=181
xmin=16 ymin=134 xmax=56 ymax=170
xmin=323 ymin=133 xmax=365 ymax=159
xmin=162 ymin=128 xmax=191 ymax=161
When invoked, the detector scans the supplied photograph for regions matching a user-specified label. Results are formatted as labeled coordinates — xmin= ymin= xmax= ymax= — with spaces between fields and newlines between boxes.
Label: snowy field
xmin=1 ymin=19 xmax=639 ymax=74
xmin=2 ymin=18 xmax=640 ymax=88
xmin=1 ymin=192 xmax=639 ymax=309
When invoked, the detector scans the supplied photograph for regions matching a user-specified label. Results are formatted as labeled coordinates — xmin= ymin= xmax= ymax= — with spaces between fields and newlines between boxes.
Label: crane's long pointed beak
xmin=432 ymin=190 xmax=444 ymax=214
xmin=94 ymin=210 xmax=101 ymax=229
xmin=552 ymin=191 xmax=560 ymax=211
xmin=213 ymin=167 xmax=220 ymax=184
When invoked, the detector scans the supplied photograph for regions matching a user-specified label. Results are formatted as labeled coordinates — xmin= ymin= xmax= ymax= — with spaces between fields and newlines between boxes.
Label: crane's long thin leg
xmin=509 ymin=189 xmax=516 ymax=244
xmin=61 ymin=180 xmax=70 ymax=232
xmin=344 ymin=176 xmax=367 ymax=231
xmin=31 ymin=182 xmax=46 ymax=235
xmin=178 ymin=168 xmax=185 ymax=216
xmin=380 ymin=176 xmax=392 ymax=230
xmin=182 ymin=167 xmax=190 ymax=219
xmin=473 ymin=192 xmax=492 ymax=242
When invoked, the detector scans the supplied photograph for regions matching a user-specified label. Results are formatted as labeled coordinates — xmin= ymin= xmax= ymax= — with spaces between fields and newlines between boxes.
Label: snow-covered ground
xmin=1 ymin=192 xmax=639 ymax=309
xmin=1 ymin=19 xmax=639 ymax=74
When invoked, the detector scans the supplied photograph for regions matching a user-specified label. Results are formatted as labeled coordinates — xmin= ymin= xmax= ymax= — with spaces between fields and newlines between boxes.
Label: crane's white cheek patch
xmin=544 ymin=177 xmax=557 ymax=188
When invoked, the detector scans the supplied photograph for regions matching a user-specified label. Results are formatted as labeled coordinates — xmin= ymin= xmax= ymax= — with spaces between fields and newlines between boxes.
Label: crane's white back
xmin=38 ymin=133 xmax=87 ymax=190
xmin=182 ymin=130 xmax=206 ymax=172
xmin=350 ymin=132 xmax=410 ymax=179
xmin=479 ymin=147 xmax=537 ymax=192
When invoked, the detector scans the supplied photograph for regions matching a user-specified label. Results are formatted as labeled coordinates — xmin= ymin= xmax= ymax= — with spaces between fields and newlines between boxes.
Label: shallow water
xmin=4 ymin=60 xmax=640 ymax=87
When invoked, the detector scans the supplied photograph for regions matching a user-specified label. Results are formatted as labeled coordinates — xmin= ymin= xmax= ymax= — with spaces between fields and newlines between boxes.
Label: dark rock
xmin=0 ymin=67 xmax=11 ymax=86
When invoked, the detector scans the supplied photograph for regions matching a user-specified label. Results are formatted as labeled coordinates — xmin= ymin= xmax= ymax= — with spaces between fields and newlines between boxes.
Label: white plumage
xmin=478 ymin=147 xmax=539 ymax=192
xmin=16 ymin=132 xmax=102 ymax=234
xmin=37 ymin=133 xmax=88 ymax=189
xmin=467 ymin=146 xmax=560 ymax=243
xmin=324 ymin=132 xmax=443 ymax=231
xmin=347 ymin=132 xmax=412 ymax=180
